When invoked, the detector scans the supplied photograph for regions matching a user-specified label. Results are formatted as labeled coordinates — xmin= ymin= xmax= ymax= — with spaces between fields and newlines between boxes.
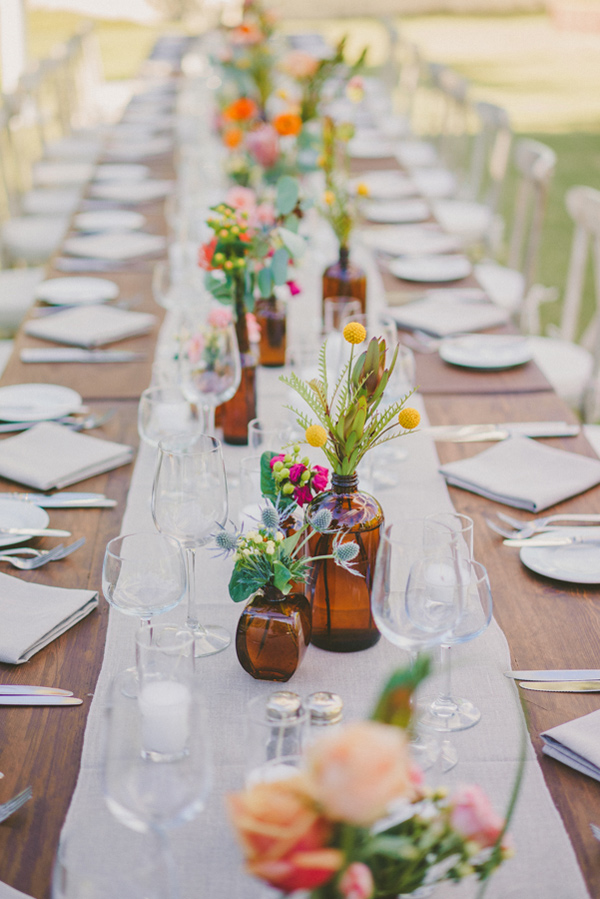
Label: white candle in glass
xmin=138 ymin=680 xmax=191 ymax=756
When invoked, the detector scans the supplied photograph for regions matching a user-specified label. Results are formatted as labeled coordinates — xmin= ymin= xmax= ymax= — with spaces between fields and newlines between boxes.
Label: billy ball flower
xmin=306 ymin=424 xmax=328 ymax=447
xmin=398 ymin=407 xmax=420 ymax=430
xmin=355 ymin=181 xmax=369 ymax=197
xmin=343 ymin=322 xmax=367 ymax=345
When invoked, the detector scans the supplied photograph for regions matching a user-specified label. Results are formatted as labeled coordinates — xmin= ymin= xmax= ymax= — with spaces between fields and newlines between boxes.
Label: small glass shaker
xmin=306 ymin=692 xmax=344 ymax=745
xmin=245 ymin=691 xmax=308 ymax=784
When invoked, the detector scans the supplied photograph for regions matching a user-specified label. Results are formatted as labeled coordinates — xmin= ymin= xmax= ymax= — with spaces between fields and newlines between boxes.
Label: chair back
xmin=558 ymin=186 xmax=600 ymax=346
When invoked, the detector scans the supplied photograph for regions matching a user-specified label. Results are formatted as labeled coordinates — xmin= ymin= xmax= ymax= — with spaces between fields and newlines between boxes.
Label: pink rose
xmin=293 ymin=485 xmax=313 ymax=507
xmin=226 ymin=185 xmax=257 ymax=214
xmin=246 ymin=124 xmax=280 ymax=168
xmin=306 ymin=721 xmax=413 ymax=826
xmin=255 ymin=201 xmax=276 ymax=227
xmin=289 ymin=462 xmax=307 ymax=484
xmin=449 ymin=785 xmax=505 ymax=850
xmin=207 ymin=306 xmax=233 ymax=329
xmin=339 ymin=862 xmax=374 ymax=899
xmin=311 ymin=465 xmax=329 ymax=493
xmin=246 ymin=312 xmax=261 ymax=344
xmin=282 ymin=50 xmax=320 ymax=80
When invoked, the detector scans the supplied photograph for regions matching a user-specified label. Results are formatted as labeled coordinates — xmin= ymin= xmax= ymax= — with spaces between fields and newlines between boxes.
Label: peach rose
xmin=306 ymin=721 xmax=414 ymax=826
xmin=449 ymin=785 xmax=505 ymax=850
xmin=282 ymin=50 xmax=320 ymax=80
xmin=339 ymin=862 xmax=374 ymax=899
xmin=226 ymin=185 xmax=257 ymax=215
xmin=227 ymin=775 xmax=342 ymax=892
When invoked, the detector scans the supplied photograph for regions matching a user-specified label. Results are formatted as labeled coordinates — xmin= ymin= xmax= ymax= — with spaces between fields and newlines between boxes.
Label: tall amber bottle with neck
xmin=322 ymin=245 xmax=367 ymax=318
xmin=220 ymin=272 xmax=257 ymax=446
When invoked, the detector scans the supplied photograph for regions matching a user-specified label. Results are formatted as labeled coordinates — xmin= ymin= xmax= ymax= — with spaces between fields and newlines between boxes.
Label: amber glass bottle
xmin=255 ymin=295 xmax=286 ymax=367
xmin=306 ymin=473 xmax=382 ymax=652
xmin=322 ymin=246 xmax=367 ymax=316
xmin=235 ymin=586 xmax=312 ymax=682
xmin=221 ymin=273 xmax=257 ymax=445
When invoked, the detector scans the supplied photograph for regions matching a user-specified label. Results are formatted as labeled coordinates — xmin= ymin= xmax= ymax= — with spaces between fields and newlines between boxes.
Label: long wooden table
xmin=1 ymin=80 xmax=600 ymax=899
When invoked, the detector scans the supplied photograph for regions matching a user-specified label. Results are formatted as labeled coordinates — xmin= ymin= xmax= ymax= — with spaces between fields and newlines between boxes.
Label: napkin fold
xmin=25 ymin=305 xmax=156 ymax=348
xmin=0 ymin=571 xmax=97 ymax=664
xmin=386 ymin=296 xmax=508 ymax=336
xmin=541 ymin=709 xmax=600 ymax=782
xmin=439 ymin=435 xmax=600 ymax=511
xmin=0 ymin=422 xmax=133 ymax=490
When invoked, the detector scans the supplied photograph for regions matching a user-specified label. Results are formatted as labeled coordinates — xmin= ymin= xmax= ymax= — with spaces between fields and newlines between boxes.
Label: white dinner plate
xmin=0 ymin=384 xmax=82 ymax=422
xmin=520 ymin=528 xmax=600 ymax=584
xmin=34 ymin=277 xmax=119 ymax=306
xmin=363 ymin=226 xmax=460 ymax=257
xmin=88 ymin=180 xmax=173 ymax=204
xmin=438 ymin=334 xmax=533 ymax=370
xmin=0 ymin=498 xmax=49 ymax=548
xmin=389 ymin=254 xmax=472 ymax=282
xmin=93 ymin=164 xmax=150 ymax=182
xmin=104 ymin=137 xmax=173 ymax=160
xmin=63 ymin=232 xmax=166 ymax=261
xmin=348 ymin=136 xmax=396 ymax=159
xmin=73 ymin=211 xmax=146 ymax=233
xmin=364 ymin=200 xmax=430 ymax=224
xmin=350 ymin=171 xmax=417 ymax=200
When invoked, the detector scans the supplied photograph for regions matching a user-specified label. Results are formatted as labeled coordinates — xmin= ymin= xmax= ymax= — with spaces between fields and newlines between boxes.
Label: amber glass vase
xmin=306 ymin=473 xmax=382 ymax=652
xmin=220 ymin=273 xmax=257 ymax=445
xmin=322 ymin=246 xmax=367 ymax=317
xmin=255 ymin=295 xmax=286 ymax=367
xmin=235 ymin=585 xmax=312 ymax=682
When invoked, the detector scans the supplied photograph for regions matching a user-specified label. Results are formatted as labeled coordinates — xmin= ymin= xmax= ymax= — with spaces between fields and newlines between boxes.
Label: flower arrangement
xmin=319 ymin=116 xmax=368 ymax=253
xmin=260 ymin=446 xmax=329 ymax=511
xmin=220 ymin=0 xmax=279 ymax=114
xmin=228 ymin=662 xmax=519 ymax=898
xmin=282 ymin=322 xmax=420 ymax=476
xmin=214 ymin=503 xmax=359 ymax=603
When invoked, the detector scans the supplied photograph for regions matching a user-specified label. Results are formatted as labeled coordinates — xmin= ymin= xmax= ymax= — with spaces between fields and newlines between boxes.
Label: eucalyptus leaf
xmin=258 ymin=266 xmax=274 ymax=297
xmin=279 ymin=227 xmax=306 ymax=259
xmin=276 ymin=175 xmax=299 ymax=216
xmin=271 ymin=247 xmax=290 ymax=285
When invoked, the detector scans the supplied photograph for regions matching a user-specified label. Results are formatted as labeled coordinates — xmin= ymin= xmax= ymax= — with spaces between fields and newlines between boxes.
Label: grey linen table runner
xmin=56 ymin=360 xmax=590 ymax=898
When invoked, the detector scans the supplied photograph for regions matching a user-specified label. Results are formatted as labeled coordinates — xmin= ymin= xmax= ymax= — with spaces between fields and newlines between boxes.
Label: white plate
xmin=73 ymin=211 xmax=146 ymax=233
xmin=389 ymin=254 xmax=472 ymax=282
xmin=351 ymin=171 xmax=416 ymax=200
xmin=348 ymin=136 xmax=396 ymax=159
xmin=94 ymin=164 xmax=150 ymax=182
xmin=35 ymin=277 xmax=119 ymax=306
xmin=363 ymin=227 xmax=460 ymax=257
xmin=364 ymin=200 xmax=430 ymax=224
xmin=104 ymin=137 xmax=173 ymax=160
xmin=0 ymin=498 xmax=49 ymax=548
xmin=0 ymin=384 xmax=82 ymax=421
xmin=520 ymin=528 xmax=600 ymax=584
xmin=63 ymin=232 xmax=166 ymax=261
xmin=439 ymin=334 xmax=533 ymax=370
xmin=89 ymin=180 xmax=173 ymax=204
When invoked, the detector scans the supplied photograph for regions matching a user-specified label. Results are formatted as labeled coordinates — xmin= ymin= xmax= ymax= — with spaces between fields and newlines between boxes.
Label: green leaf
xmin=260 ymin=451 xmax=278 ymax=500
xmin=272 ymin=560 xmax=293 ymax=593
xmin=271 ymin=247 xmax=290 ymax=285
xmin=257 ymin=266 xmax=273 ymax=297
xmin=229 ymin=568 xmax=254 ymax=603
xmin=283 ymin=214 xmax=299 ymax=233
xmin=279 ymin=227 xmax=306 ymax=259
xmin=276 ymin=176 xmax=299 ymax=216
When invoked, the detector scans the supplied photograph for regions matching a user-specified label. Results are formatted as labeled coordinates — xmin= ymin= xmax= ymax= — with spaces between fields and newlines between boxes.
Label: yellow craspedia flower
xmin=398 ymin=407 xmax=420 ymax=430
xmin=305 ymin=424 xmax=328 ymax=447
xmin=343 ymin=322 xmax=367 ymax=345
xmin=323 ymin=190 xmax=335 ymax=206
xmin=356 ymin=181 xmax=369 ymax=197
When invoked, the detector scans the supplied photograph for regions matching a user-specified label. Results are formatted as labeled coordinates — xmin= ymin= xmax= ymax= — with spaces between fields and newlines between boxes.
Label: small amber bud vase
xmin=322 ymin=245 xmax=367 ymax=318
xmin=255 ymin=295 xmax=286 ymax=367
xmin=235 ymin=585 xmax=312 ymax=682
xmin=306 ymin=472 xmax=382 ymax=653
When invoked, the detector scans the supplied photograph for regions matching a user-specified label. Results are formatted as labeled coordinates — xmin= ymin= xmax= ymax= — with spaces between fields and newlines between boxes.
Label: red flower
xmin=293 ymin=485 xmax=313 ymax=507
xmin=199 ymin=237 xmax=218 ymax=271
xmin=312 ymin=465 xmax=329 ymax=493
xmin=289 ymin=462 xmax=307 ymax=484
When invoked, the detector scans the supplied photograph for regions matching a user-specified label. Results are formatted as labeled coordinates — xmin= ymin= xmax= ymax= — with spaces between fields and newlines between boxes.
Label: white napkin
xmin=0 ymin=571 xmax=97 ymax=664
xmin=439 ymin=435 xmax=600 ymax=512
xmin=386 ymin=296 xmax=508 ymax=336
xmin=62 ymin=231 xmax=166 ymax=260
xmin=0 ymin=422 xmax=133 ymax=490
xmin=541 ymin=709 xmax=600 ymax=782
xmin=25 ymin=306 xmax=156 ymax=348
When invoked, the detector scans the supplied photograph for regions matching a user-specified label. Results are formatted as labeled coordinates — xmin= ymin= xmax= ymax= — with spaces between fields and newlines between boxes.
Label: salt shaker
xmin=306 ymin=691 xmax=344 ymax=744
xmin=245 ymin=691 xmax=308 ymax=783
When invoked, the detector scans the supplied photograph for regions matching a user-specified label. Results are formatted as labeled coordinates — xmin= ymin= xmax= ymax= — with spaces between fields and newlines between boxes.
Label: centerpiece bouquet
xmin=281 ymin=321 xmax=420 ymax=653
xmin=228 ymin=663 xmax=518 ymax=897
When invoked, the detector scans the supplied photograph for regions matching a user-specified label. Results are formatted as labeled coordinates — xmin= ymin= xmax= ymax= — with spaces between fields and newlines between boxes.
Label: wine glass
xmin=152 ymin=433 xmax=230 ymax=657
xmin=103 ymin=672 xmax=211 ymax=899
xmin=372 ymin=524 xmax=461 ymax=770
xmin=177 ymin=301 xmax=241 ymax=436
xmin=138 ymin=385 xmax=200 ymax=449
xmin=102 ymin=533 xmax=186 ymax=696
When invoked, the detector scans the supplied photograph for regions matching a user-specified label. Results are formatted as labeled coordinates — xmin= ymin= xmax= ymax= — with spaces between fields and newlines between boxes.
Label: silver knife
xmin=425 ymin=422 xmax=580 ymax=443
xmin=7 ymin=492 xmax=116 ymax=508
xmin=519 ymin=681 xmax=600 ymax=693
xmin=21 ymin=348 xmax=147 ymax=363
xmin=503 ymin=535 xmax=600 ymax=547
xmin=0 ymin=685 xmax=73 ymax=696
xmin=506 ymin=670 xmax=600 ymax=681
xmin=0 ymin=696 xmax=82 ymax=706
xmin=0 ymin=528 xmax=71 ymax=537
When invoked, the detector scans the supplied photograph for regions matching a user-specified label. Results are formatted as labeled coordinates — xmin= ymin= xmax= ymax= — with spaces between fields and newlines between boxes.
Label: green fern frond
xmin=317 ymin=341 xmax=329 ymax=396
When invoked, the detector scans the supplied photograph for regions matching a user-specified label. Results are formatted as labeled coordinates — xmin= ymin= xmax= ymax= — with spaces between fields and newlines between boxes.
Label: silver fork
xmin=0 ymin=786 xmax=32 ymax=823
xmin=0 ymin=544 xmax=67 ymax=569
xmin=496 ymin=512 xmax=600 ymax=539
xmin=484 ymin=517 xmax=519 ymax=539
xmin=65 ymin=410 xmax=116 ymax=432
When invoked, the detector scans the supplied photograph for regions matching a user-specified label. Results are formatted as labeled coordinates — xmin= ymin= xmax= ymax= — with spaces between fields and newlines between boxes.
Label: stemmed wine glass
xmin=152 ymin=432 xmax=230 ymax=657
xmin=102 ymin=533 xmax=187 ymax=696
xmin=177 ymin=301 xmax=241 ymax=436
xmin=103 ymin=672 xmax=211 ymax=899
xmin=372 ymin=524 xmax=461 ymax=770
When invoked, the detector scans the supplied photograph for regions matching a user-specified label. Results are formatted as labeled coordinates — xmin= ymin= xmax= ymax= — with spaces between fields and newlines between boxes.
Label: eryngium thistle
xmin=261 ymin=505 xmax=281 ymax=531
xmin=310 ymin=509 xmax=333 ymax=532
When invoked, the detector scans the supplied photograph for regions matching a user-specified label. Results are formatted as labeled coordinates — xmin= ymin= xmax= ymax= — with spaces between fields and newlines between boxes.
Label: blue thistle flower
xmin=332 ymin=533 xmax=361 ymax=576
xmin=310 ymin=509 xmax=333 ymax=533
xmin=211 ymin=525 xmax=239 ymax=557
xmin=260 ymin=505 xmax=281 ymax=531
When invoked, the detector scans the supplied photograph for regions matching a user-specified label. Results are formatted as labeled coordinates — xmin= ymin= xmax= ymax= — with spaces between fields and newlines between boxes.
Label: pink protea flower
xmin=246 ymin=124 xmax=280 ymax=168
xmin=339 ymin=863 xmax=374 ymax=899
xmin=207 ymin=306 xmax=233 ymax=329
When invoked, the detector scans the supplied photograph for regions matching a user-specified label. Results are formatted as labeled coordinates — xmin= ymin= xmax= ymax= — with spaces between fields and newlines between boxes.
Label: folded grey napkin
xmin=386 ymin=296 xmax=508 ymax=337
xmin=0 ymin=571 xmax=97 ymax=664
xmin=439 ymin=435 xmax=600 ymax=511
xmin=25 ymin=305 xmax=156 ymax=348
xmin=541 ymin=709 xmax=600 ymax=782
xmin=0 ymin=422 xmax=133 ymax=490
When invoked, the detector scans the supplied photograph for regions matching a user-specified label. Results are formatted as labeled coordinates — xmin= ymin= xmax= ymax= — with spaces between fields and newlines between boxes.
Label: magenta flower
xmin=312 ymin=465 xmax=329 ymax=493
xmin=289 ymin=463 xmax=307 ymax=484
xmin=270 ymin=453 xmax=285 ymax=470
xmin=286 ymin=280 xmax=301 ymax=296
xmin=293 ymin=485 xmax=313 ymax=507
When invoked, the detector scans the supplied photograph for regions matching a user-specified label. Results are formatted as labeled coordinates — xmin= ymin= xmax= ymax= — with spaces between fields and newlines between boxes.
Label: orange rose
xmin=223 ymin=127 xmax=243 ymax=149
xmin=306 ymin=721 xmax=414 ymax=826
xmin=227 ymin=775 xmax=342 ymax=892
xmin=272 ymin=111 xmax=302 ymax=137
xmin=224 ymin=97 xmax=258 ymax=123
